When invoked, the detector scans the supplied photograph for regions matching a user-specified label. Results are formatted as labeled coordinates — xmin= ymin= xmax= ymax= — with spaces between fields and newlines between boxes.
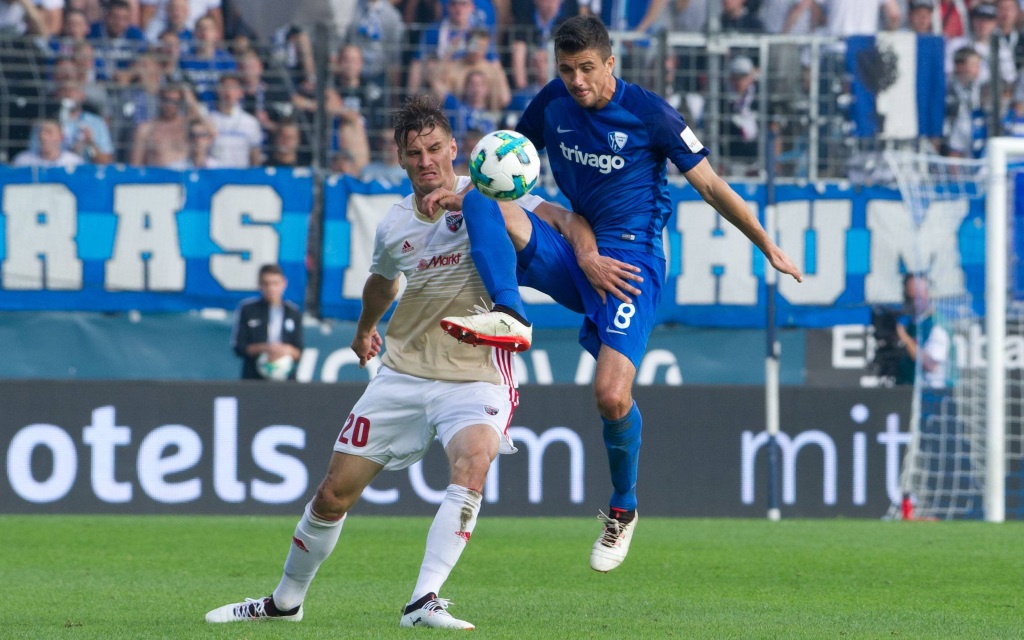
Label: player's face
xmin=556 ymin=48 xmax=616 ymax=109
xmin=259 ymin=273 xmax=287 ymax=306
xmin=399 ymin=126 xmax=458 ymax=197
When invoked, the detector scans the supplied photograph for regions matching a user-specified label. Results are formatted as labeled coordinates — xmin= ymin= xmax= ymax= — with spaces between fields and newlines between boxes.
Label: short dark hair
xmin=259 ymin=264 xmax=284 ymax=278
xmin=552 ymin=14 xmax=612 ymax=61
xmin=391 ymin=94 xmax=452 ymax=151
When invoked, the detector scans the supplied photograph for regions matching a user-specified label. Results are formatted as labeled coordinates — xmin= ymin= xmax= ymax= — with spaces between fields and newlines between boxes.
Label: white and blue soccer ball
xmin=468 ymin=130 xmax=540 ymax=201
xmin=257 ymin=352 xmax=295 ymax=381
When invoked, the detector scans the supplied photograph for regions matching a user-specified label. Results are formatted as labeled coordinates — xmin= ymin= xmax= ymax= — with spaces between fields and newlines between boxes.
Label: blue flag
xmin=847 ymin=33 xmax=946 ymax=139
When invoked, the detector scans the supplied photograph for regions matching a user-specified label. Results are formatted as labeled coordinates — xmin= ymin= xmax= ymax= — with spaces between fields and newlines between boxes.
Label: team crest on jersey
xmin=484 ymin=405 xmax=499 ymax=415
xmin=445 ymin=211 xmax=464 ymax=232
xmin=608 ymin=131 xmax=628 ymax=153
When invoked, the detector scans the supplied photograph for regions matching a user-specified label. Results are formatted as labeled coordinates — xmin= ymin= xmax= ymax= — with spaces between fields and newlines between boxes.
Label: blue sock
xmin=602 ymin=402 xmax=642 ymax=512
xmin=463 ymin=190 xmax=527 ymax=319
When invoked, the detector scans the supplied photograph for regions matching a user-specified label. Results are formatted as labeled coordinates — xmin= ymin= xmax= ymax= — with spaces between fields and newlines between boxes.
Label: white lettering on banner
xmin=82 ymin=406 xmax=132 ymax=503
xmin=865 ymin=198 xmax=968 ymax=304
xmin=138 ymin=425 xmax=202 ymax=503
xmin=741 ymin=406 xmax=909 ymax=506
xmin=636 ymin=349 xmax=682 ymax=385
xmin=7 ymin=424 xmax=77 ymax=503
xmin=1 ymin=183 xmax=82 ymax=290
xmin=833 ymin=325 xmax=869 ymax=369
xmin=210 ymin=185 xmax=283 ymax=290
xmin=776 ymin=200 xmax=849 ymax=305
xmin=251 ymin=426 xmax=307 ymax=504
xmin=675 ymin=199 xmax=759 ymax=304
xmin=214 ymin=397 xmax=246 ymax=502
xmin=409 ymin=461 xmax=447 ymax=504
xmin=106 ymin=184 xmax=186 ymax=291
xmin=485 ymin=426 xmax=584 ymax=504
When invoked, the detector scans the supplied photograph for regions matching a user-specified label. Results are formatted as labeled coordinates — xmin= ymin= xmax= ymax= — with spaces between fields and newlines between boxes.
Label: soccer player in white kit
xmin=205 ymin=95 xmax=634 ymax=630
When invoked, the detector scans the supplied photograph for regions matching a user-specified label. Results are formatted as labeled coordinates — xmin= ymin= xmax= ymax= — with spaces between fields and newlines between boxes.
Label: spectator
xmin=994 ymin=0 xmax=1023 ymax=69
xmin=0 ymin=0 xmax=50 ymax=36
xmin=906 ymin=0 xmax=936 ymax=34
xmin=208 ymin=72 xmax=262 ymax=167
xmin=441 ymin=69 xmax=502 ymax=158
xmin=761 ymin=0 xmax=821 ymax=34
xmin=230 ymin=263 xmax=303 ymax=381
xmin=156 ymin=28 xmax=184 ymax=77
xmin=180 ymin=13 xmax=234 ymax=105
xmin=819 ymin=0 xmax=901 ymax=37
xmin=236 ymin=49 xmax=293 ymax=138
xmin=13 ymin=118 xmax=84 ymax=168
xmin=938 ymin=0 xmax=968 ymax=39
xmin=38 ymin=81 xmax=115 ymax=163
xmin=508 ymin=0 xmax=576 ymax=90
xmin=360 ymin=129 xmax=407 ymax=184
xmin=504 ymin=45 xmax=547 ymax=127
xmin=721 ymin=0 xmax=765 ymax=32
xmin=184 ymin=116 xmax=221 ymax=167
xmin=264 ymin=119 xmax=310 ymax=167
xmin=946 ymin=2 xmax=1016 ymax=89
xmin=453 ymin=126 xmax=485 ymax=175
xmin=720 ymin=55 xmax=760 ymax=172
xmin=89 ymin=0 xmax=147 ymax=84
xmin=894 ymin=273 xmax=951 ymax=389
xmin=51 ymin=43 xmax=107 ymax=116
xmin=944 ymin=46 xmax=987 ymax=158
xmin=406 ymin=0 xmax=496 ymax=97
xmin=110 ymin=49 xmax=167 ymax=158
xmin=325 ymin=44 xmax=386 ymax=133
xmin=346 ymin=0 xmax=405 ymax=90
xmin=129 ymin=83 xmax=207 ymax=167
xmin=141 ymin=0 xmax=221 ymax=39
xmin=436 ymin=26 xmax=510 ymax=110
xmin=270 ymin=23 xmax=315 ymax=94
xmin=50 ymin=7 xmax=90 ymax=56
xmin=143 ymin=0 xmax=193 ymax=44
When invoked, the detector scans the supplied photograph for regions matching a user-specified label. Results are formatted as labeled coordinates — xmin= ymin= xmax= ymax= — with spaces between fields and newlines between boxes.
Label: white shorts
xmin=333 ymin=366 xmax=519 ymax=470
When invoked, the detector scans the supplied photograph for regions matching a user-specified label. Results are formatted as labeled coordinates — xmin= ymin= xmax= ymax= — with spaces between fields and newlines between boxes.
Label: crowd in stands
xmin=4 ymin=0 xmax=1024 ymax=178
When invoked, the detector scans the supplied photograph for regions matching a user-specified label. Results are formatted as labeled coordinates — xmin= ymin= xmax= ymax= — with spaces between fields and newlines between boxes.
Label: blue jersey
xmin=516 ymin=77 xmax=708 ymax=259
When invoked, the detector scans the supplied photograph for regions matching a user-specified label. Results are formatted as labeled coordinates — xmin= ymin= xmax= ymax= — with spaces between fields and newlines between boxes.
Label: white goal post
xmin=983 ymin=137 xmax=1024 ymax=523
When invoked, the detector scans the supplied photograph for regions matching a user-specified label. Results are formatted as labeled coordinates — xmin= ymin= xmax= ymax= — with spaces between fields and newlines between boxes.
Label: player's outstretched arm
xmin=533 ymin=201 xmax=644 ymax=304
xmin=351 ymin=273 xmax=399 ymax=367
xmin=684 ymin=160 xmax=803 ymax=283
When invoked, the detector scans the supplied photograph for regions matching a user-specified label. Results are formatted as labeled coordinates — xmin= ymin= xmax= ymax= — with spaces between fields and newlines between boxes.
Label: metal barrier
xmin=0 ymin=28 xmax=933 ymax=182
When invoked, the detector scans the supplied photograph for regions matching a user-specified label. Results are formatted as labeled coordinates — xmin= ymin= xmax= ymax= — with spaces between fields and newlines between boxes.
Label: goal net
xmin=885 ymin=142 xmax=1024 ymax=522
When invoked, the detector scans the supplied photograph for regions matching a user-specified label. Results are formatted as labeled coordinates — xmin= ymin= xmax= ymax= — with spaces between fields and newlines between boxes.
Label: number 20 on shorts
xmin=338 ymin=414 xmax=370 ymax=447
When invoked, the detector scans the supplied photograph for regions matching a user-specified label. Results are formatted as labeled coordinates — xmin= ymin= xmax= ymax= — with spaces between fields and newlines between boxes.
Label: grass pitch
xmin=2 ymin=515 xmax=1021 ymax=639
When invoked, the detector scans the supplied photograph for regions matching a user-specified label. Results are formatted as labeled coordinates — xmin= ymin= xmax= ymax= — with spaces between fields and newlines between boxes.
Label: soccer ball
xmin=468 ymin=130 xmax=540 ymax=201
xmin=256 ymin=352 xmax=295 ymax=381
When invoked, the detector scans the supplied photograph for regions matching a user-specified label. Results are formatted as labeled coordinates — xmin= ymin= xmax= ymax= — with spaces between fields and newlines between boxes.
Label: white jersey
xmin=371 ymin=175 xmax=542 ymax=384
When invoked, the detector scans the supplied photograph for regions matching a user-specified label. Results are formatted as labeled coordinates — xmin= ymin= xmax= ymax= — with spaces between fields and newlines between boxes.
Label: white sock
xmin=409 ymin=484 xmax=482 ymax=605
xmin=272 ymin=502 xmax=345 ymax=611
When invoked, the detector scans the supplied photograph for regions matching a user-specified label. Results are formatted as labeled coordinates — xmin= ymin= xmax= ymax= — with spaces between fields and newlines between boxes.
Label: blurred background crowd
xmin=1 ymin=0 xmax=1023 ymax=182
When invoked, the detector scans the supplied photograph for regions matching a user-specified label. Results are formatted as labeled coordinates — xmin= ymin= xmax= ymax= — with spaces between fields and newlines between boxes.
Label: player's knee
xmin=594 ymin=387 xmax=631 ymax=421
xmin=449 ymin=451 xmax=492 ymax=489
xmin=312 ymin=478 xmax=357 ymax=519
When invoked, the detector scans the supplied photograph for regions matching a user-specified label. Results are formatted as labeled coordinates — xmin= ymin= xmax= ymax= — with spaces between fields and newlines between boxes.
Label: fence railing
xmin=0 ymin=28 xmax=938 ymax=183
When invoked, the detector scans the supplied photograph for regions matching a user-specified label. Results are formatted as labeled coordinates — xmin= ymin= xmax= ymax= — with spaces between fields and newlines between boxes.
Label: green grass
xmin=2 ymin=515 xmax=1021 ymax=639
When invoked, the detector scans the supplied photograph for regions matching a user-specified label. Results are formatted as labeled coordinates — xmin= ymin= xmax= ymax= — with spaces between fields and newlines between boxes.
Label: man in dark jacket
xmin=230 ymin=263 xmax=304 ymax=380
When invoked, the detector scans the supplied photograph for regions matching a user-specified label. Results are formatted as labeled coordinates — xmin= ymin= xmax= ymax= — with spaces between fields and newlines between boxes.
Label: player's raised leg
xmin=440 ymin=190 xmax=533 ymax=352
xmin=205 ymin=453 xmax=382 ymax=622
xmin=590 ymin=346 xmax=642 ymax=572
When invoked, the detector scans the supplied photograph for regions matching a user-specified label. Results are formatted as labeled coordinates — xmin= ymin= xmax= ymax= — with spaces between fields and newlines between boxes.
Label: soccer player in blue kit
xmin=436 ymin=14 xmax=803 ymax=572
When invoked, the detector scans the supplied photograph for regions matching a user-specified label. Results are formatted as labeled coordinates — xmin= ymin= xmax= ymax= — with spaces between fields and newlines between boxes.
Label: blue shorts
xmin=516 ymin=211 xmax=664 ymax=369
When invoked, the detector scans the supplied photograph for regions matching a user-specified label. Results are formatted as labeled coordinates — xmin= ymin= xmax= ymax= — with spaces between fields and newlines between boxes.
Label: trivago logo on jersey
xmin=416 ymin=252 xmax=463 ymax=271
xmin=558 ymin=141 xmax=626 ymax=174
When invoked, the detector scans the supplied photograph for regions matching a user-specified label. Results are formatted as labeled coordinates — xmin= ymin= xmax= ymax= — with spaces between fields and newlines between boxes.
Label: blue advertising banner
xmin=1 ymin=168 xmax=988 ymax=328
xmin=0 ymin=165 xmax=310 ymax=311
